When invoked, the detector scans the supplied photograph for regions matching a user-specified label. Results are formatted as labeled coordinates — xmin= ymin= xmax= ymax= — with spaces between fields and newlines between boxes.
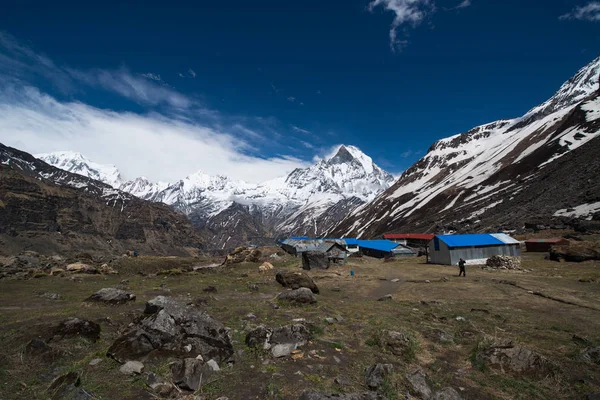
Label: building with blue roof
xmin=357 ymin=240 xmax=416 ymax=259
xmin=428 ymin=233 xmax=521 ymax=265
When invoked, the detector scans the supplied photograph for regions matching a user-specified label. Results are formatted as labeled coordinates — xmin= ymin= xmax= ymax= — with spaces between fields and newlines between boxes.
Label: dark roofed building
xmin=357 ymin=240 xmax=417 ymax=259
xmin=525 ymin=238 xmax=570 ymax=252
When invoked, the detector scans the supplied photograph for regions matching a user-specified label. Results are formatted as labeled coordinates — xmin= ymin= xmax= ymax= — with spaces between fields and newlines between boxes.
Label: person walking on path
xmin=458 ymin=258 xmax=466 ymax=277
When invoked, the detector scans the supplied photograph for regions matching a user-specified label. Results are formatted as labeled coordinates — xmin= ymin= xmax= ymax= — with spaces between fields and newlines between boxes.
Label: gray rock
xmin=276 ymin=271 xmax=320 ymax=293
xmin=271 ymin=324 xmax=311 ymax=347
xmin=246 ymin=325 xmax=272 ymax=349
xmin=377 ymin=294 xmax=393 ymax=301
xmin=88 ymin=358 xmax=102 ymax=366
xmin=119 ymin=361 xmax=144 ymax=375
xmin=49 ymin=318 xmax=101 ymax=342
xmin=383 ymin=330 xmax=411 ymax=356
xmin=476 ymin=338 xmax=559 ymax=378
xmin=299 ymin=391 xmax=384 ymax=400
xmin=579 ymin=347 xmax=600 ymax=364
xmin=433 ymin=387 xmax=463 ymax=400
xmin=144 ymin=295 xmax=177 ymax=314
xmin=171 ymin=358 xmax=215 ymax=391
xmin=334 ymin=375 xmax=351 ymax=386
xmin=365 ymin=363 xmax=394 ymax=390
xmin=107 ymin=297 xmax=234 ymax=364
xmin=277 ymin=288 xmax=318 ymax=304
xmin=325 ymin=317 xmax=335 ymax=324
xmin=46 ymin=372 xmax=94 ymax=400
xmin=206 ymin=359 xmax=220 ymax=371
xmin=406 ymin=369 xmax=433 ymax=400
xmin=272 ymin=343 xmax=296 ymax=358
xmin=333 ymin=356 xmax=341 ymax=364
xmin=40 ymin=292 xmax=61 ymax=300
xmin=87 ymin=288 xmax=135 ymax=304
xmin=391 ymin=279 xmax=400 ymax=283
xmin=146 ymin=372 xmax=174 ymax=396
xmin=245 ymin=313 xmax=257 ymax=320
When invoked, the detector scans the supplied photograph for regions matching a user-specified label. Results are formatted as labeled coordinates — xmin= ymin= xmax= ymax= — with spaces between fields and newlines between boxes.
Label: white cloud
xmin=368 ymin=0 xmax=435 ymax=52
xmin=188 ymin=68 xmax=196 ymax=78
xmin=0 ymin=84 xmax=309 ymax=183
xmin=287 ymin=96 xmax=296 ymax=102
xmin=560 ymin=2 xmax=600 ymax=21
xmin=452 ymin=0 xmax=471 ymax=10
xmin=141 ymin=73 xmax=162 ymax=82
xmin=292 ymin=125 xmax=311 ymax=134
xmin=300 ymin=140 xmax=315 ymax=149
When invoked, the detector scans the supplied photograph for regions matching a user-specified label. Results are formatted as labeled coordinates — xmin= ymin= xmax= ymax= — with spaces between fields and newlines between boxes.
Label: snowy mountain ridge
xmin=329 ymin=55 xmax=600 ymax=238
xmin=37 ymin=144 xmax=395 ymax=246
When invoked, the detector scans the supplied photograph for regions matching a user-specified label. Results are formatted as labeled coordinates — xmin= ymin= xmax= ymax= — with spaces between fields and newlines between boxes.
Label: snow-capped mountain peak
xmin=36 ymin=151 xmax=123 ymax=188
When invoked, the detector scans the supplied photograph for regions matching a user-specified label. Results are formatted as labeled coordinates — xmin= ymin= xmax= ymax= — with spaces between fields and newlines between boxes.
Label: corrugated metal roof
xmin=437 ymin=234 xmax=506 ymax=248
xmin=344 ymin=238 xmax=359 ymax=246
xmin=384 ymin=233 xmax=435 ymax=240
xmin=392 ymin=244 xmax=417 ymax=255
xmin=490 ymin=233 xmax=520 ymax=245
xmin=357 ymin=240 xmax=400 ymax=252
xmin=290 ymin=236 xmax=309 ymax=240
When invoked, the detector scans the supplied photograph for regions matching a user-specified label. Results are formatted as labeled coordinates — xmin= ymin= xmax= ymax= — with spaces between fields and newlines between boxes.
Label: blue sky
xmin=0 ymin=0 xmax=599 ymax=182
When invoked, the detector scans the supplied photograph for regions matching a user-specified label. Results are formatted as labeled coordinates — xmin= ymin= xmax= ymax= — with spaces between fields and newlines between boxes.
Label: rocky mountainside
xmin=329 ymin=56 xmax=600 ymax=238
xmin=0 ymin=143 xmax=203 ymax=256
xmin=38 ymin=145 xmax=395 ymax=248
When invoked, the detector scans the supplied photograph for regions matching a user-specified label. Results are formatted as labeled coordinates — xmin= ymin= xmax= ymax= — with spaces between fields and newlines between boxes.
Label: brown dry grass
xmin=0 ymin=252 xmax=599 ymax=399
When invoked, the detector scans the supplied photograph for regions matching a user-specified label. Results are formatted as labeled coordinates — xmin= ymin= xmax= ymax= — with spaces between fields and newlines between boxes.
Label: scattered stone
xmin=335 ymin=315 xmax=344 ymax=323
xmin=25 ymin=338 xmax=59 ymax=360
xmin=223 ymin=247 xmax=262 ymax=265
xmin=206 ymin=359 xmax=220 ymax=371
xmin=272 ymin=343 xmax=296 ymax=358
xmin=334 ymin=375 xmax=351 ymax=386
xmin=277 ymin=288 xmax=318 ymax=304
xmin=87 ymin=288 xmax=136 ymax=304
xmin=441 ymin=277 xmax=449 ymax=282
xmin=119 ymin=361 xmax=144 ymax=375
xmin=325 ymin=317 xmax=335 ymax=324
xmin=246 ymin=325 xmax=272 ymax=349
xmin=184 ymin=344 xmax=193 ymax=352
xmin=433 ymin=387 xmax=463 ymax=400
xmin=333 ymin=356 xmax=341 ymax=364
xmin=425 ymin=280 xmax=431 ymax=283
xmin=276 ymin=270 xmax=320 ymax=293
xmin=50 ymin=267 xmax=65 ymax=276
xmin=144 ymin=295 xmax=177 ymax=314
xmin=107 ymin=297 xmax=234 ymax=364
xmin=383 ymin=330 xmax=412 ymax=356
xmin=391 ymin=279 xmax=400 ymax=283
xmin=455 ymin=316 xmax=466 ymax=322
xmin=99 ymin=263 xmax=118 ymax=275
xmin=579 ymin=347 xmax=600 ymax=364
xmin=245 ymin=313 xmax=257 ymax=320
xmin=405 ymin=369 xmax=433 ymax=400
xmin=66 ymin=263 xmax=98 ymax=274
xmin=171 ymin=358 xmax=215 ymax=391
xmin=429 ymin=329 xmax=454 ymax=343
xmin=40 ymin=292 xmax=61 ymax=300
xmin=46 ymin=371 xmax=92 ymax=400
xmin=377 ymin=294 xmax=393 ymax=301
xmin=572 ymin=334 xmax=593 ymax=347
xmin=247 ymin=283 xmax=260 ymax=291
xmin=49 ymin=318 xmax=101 ymax=342
xmin=485 ymin=255 xmax=522 ymax=270
xmin=89 ymin=358 xmax=102 ymax=366
xmin=300 ymin=391 xmax=384 ymax=400
xmin=365 ymin=363 xmax=394 ymax=390
xmin=475 ymin=338 xmax=559 ymax=379
xmin=204 ymin=286 xmax=218 ymax=293
xmin=146 ymin=373 xmax=174 ymax=397
xmin=270 ymin=324 xmax=311 ymax=347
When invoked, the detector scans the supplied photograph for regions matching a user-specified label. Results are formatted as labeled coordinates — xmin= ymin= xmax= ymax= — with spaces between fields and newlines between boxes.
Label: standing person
xmin=458 ymin=258 xmax=466 ymax=277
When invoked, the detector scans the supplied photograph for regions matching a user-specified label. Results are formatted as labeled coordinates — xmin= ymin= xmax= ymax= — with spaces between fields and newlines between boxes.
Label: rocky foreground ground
xmin=0 ymin=248 xmax=599 ymax=400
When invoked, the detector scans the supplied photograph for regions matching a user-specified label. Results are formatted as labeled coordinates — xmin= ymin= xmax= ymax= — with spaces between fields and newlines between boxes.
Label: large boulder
xmin=365 ymin=363 xmax=394 ymax=390
xmin=49 ymin=318 xmax=101 ymax=342
xmin=276 ymin=271 xmax=319 ymax=293
xmin=277 ymin=288 xmax=318 ymax=304
xmin=382 ymin=330 xmax=411 ymax=356
xmin=475 ymin=339 xmax=559 ymax=379
xmin=87 ymin=288 xmax=136 ymax=304
xmin=223 ymin=247 xmax=262 ymax=265
xmin=66 ymin=263 xmax=98 ymax=274
xmin=302 ymin=251 xmax=329 ymax=270
xmin=107 ymin=297 xmax=233 ymax=364
xmin=299 ymin=392 xmax=384 ymax=400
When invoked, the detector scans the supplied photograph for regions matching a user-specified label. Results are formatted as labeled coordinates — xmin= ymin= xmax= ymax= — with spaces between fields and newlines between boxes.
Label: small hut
xmin=302 ymin=251 xmax=329 ymax=270
xmin=525 ymin=238 xmax=570 ymax=252
xmin=428 ymin=233 xmax=521 ymax=265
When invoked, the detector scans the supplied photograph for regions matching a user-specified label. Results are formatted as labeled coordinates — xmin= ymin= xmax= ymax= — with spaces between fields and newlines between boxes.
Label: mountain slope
xmin=1 ymin=143 xmax=204 ymax=256
xmin=329 ymin=56 xmax=600 ymax=238
xmin=38 ymin=145 xmax=395 ymax=248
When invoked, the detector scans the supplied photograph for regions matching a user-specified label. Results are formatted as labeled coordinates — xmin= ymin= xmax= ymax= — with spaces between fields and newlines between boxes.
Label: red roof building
xmin=525 ymin=238 xmax=569 ymax=252
xmin=383 ymin=233 xmax=435 ymax=248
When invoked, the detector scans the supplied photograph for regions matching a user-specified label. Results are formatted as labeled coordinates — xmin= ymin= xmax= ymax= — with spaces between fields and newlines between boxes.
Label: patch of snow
xmin=554 ymin=201 xmax=600 ymax=218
